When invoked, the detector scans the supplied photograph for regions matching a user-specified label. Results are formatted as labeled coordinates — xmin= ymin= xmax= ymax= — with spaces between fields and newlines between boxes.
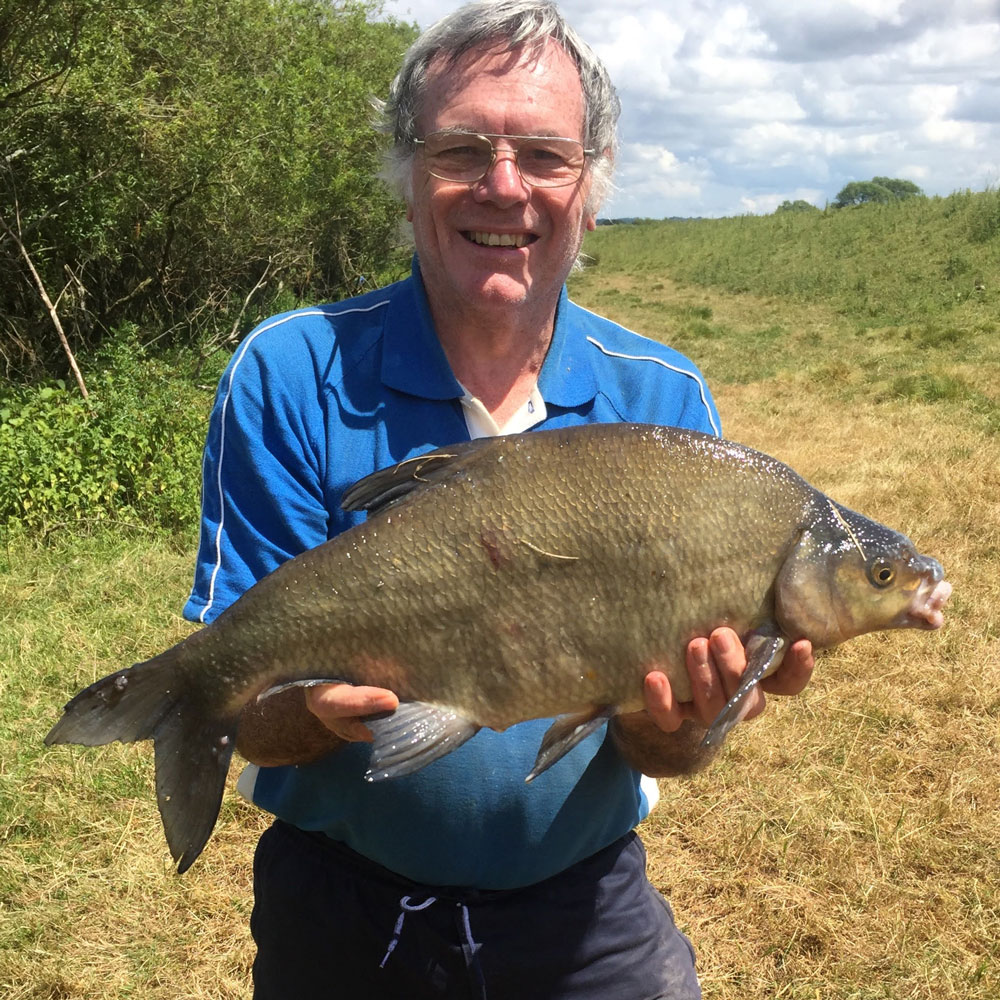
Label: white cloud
xmin=921 ymin=118 xmax=982 ymax=149
xmin=378 ymin=0 xmax=1000 ymax=217
xmin=586 ymin=11 xmax=685 ymax=101
xmin=717 ymin=93 xmax=807 ymax=123
xmin=609 ymin=142 xmax=707 ymax=208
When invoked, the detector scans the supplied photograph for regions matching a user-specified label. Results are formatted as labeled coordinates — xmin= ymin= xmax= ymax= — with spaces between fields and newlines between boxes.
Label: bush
xmin=833 ymin=177 xmax=924 ymax=208
xmin=0 ymin=331 xmax=220 ymax=534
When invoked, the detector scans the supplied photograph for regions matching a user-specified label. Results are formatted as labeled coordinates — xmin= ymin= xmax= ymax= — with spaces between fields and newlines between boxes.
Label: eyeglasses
xmin=413 ymin=131 xmax=595 ymax=188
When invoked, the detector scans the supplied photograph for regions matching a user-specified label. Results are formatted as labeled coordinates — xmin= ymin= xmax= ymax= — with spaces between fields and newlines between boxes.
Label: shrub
xmin=774 ymin=200 xmax=819 ymax=214
xmin=0 ymin=331 xmax=219 ymax=535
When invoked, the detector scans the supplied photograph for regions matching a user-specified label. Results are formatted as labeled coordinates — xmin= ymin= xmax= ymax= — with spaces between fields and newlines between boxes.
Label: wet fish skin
xmin=44 ymin=423 xmax=950 ymax=872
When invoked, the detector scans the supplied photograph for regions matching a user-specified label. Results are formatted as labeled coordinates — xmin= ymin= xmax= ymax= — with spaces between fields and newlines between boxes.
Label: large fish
xmin=45 ymin=423 xmax=950 ymax=872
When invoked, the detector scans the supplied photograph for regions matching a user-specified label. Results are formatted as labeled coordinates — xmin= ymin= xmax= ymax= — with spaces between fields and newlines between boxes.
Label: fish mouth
xmin=905 ymin=577 xmax=952 ymax=630
xmin=463 ymin=230 xmax=537 ymax=249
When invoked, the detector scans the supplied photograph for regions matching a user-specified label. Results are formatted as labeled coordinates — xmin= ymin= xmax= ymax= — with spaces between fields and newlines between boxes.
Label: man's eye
xmin=435 ymin=144 xmax=483 ymax=162
xmin=524 ymin=146 xmax=566 ymax=164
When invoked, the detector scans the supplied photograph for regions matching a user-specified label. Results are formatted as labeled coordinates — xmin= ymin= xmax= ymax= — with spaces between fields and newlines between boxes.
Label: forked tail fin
xmin=44 ymin=647 xmax=238 ymax=873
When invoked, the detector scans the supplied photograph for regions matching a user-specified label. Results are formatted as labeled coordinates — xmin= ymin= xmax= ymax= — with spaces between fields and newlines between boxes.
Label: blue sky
xmin=379 ymin=0 xmax=1000 ymax=218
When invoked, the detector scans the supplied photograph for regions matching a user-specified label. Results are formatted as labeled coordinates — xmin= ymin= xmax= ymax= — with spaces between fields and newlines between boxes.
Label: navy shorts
xmin=250 ymin=820 xmax=701 ymax=1000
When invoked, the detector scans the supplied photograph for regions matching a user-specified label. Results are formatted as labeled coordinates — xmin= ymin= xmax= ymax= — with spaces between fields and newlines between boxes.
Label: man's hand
xmin=642 ymin=628 xmax=815 ymax=734
xmin=610 ymin=629 xmax=815 ymax=776
xmin=236 ymin=683 xmax=399 ymax=767
xmin=304 ymin=684 xmax=399 ymax=742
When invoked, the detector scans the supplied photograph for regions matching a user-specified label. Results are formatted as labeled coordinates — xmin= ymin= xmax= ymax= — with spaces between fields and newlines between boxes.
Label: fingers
xmin=648 ymin=633 xmax=816 ymax=738
xmin=685 ymin=635 xmax=728 ymax=725
xmin=760 ymin=638 xmax=815 ymax=696
xmin=686 ymin=627 xmax=766 ymax=727
xmin=641 ymin=670 xmax=688 ymax=734
xmin=304 ymin=683 xmax=399 ymax=743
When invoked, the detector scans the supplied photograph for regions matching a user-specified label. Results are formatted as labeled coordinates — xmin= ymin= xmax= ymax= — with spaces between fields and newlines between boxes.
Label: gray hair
xmin=377 ymin=0 xmax=620 ymax=211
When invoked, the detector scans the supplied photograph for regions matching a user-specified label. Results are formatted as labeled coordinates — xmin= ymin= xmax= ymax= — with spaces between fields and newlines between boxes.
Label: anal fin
xmin=363 ymin=702 xmax=480 ymax=781
xmin=526 ymin=706 xmax=616 ymax=782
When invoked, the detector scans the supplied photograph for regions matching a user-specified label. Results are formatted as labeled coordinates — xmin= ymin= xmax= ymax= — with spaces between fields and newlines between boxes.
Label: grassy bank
xmin=587 ymin=188 xmax=1000 ymax=328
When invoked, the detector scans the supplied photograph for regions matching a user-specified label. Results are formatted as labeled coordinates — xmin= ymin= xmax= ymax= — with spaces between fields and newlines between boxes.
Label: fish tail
xmin=44 ymin=644 xmax=238 ymax=874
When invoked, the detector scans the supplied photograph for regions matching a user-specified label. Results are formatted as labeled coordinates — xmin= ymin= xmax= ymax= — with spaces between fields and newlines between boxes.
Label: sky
xmin=378 ymin=0 xmax=1000 ymax=219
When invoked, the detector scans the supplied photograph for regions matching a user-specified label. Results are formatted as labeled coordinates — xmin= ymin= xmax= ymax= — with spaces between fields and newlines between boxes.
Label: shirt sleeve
xmin=183 ymin=326 xmax=331 ymax=624
xmin=673 ymin=363 xmax=722 ymax=437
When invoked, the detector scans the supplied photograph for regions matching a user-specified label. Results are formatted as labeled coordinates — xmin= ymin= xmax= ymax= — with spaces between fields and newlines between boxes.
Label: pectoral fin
xmin=526 ymin=706 xmax=616 ymax=782
xmin=701 ymin=633 xmax=788 ymax=748
xmin=363 ymin=702 xmax=481 ymax=781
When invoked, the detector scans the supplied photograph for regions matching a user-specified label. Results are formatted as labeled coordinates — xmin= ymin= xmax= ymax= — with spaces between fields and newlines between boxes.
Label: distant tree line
xmin=772 ymin=177 xmax=925 ymax=216
xmin=0 ymin=0 xmax=416 ymax=381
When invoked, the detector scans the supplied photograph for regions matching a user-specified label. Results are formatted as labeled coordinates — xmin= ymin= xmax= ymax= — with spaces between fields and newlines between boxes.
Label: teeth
xmin=468 ymin=231 xmax=529 ymax=247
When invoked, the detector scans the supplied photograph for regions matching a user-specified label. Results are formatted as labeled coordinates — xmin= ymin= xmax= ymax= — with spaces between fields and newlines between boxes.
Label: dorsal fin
xmin=341 ymin=438 xmax=495 ymax=514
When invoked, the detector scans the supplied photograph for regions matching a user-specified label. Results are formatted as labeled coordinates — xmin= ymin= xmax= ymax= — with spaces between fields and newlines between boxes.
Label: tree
xmin=0 ymin=0 xmax=417 ymax=379
xmin=774 ymin=199 xmax=819 ymax=214
xmin=872 ymin=176 xmax=924 ymax=200
xmin=833 ymin=177 xmax=924 ymax=209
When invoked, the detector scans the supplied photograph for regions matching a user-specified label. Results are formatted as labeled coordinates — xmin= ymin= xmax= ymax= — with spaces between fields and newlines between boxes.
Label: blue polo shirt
xmin=184 ymin=261 xmax=721 ymax=890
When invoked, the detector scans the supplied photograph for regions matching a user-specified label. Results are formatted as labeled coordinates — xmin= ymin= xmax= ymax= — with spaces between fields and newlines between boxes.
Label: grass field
xmin=3 ymin=209 xmax=998 ymax=997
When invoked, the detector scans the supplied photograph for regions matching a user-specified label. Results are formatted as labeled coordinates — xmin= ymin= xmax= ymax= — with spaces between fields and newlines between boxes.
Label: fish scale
xmin=44 ymin=422 xmax=950 ymax=872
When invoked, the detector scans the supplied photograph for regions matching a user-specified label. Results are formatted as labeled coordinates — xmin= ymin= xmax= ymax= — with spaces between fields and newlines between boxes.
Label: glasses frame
xmin=413 ymin=131 xmax=596 ymax=188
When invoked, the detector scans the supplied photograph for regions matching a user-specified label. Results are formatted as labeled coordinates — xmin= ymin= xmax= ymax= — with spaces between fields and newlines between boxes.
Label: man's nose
xmin=475 ymin=149 xmax=529 ymax=203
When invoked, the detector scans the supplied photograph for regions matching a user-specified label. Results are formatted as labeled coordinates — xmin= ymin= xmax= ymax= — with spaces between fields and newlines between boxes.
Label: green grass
xmin=572 ymin=194 xmax=1000 ymax=439
xmin=0 ymin=529 xmax=266 ymax=999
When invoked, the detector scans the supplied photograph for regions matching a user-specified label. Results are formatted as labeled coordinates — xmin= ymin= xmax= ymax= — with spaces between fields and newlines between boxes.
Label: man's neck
xmin=433 ymin=303 xmax=556 ymax=427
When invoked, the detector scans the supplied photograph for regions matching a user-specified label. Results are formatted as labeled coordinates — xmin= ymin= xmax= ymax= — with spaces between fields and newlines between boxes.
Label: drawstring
xmin=380 ymin=895 xmax=437 ymax=967
xmin=380 ymin=894 xmax=486 ymax=998
xmin=457 ymin=901 xmax=486 ymax=997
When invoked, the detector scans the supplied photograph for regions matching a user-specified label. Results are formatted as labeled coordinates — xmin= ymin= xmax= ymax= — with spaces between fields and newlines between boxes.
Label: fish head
xmin=775 ymin=500 xmax=952 ymax=649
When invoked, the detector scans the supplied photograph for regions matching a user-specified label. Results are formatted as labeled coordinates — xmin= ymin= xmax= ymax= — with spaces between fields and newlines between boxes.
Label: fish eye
xmin=869 ymin=560 xmax=895 ymax=588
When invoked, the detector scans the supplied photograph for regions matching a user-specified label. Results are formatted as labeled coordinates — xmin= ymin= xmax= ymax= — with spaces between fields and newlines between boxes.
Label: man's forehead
xmin=419 ymin=38 xmax=585 ymax=130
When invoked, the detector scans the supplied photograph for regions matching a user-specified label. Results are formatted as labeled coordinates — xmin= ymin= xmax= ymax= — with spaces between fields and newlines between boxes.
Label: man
xmin=184 ymin=2 xmax=814 ymax=997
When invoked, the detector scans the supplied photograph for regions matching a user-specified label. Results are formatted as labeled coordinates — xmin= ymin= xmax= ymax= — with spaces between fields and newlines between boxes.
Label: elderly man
xmin=184 ymin=2 xmax=813 ymax=997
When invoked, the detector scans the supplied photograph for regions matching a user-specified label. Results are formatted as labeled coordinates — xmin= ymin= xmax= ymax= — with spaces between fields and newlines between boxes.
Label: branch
xmin=195 ymin=256 xmax=280 ymax=376
xmin=0 ymin=206 xmax=90 ymax=400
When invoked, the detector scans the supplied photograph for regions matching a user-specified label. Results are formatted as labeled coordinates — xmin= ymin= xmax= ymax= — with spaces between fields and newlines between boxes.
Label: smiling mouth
xmin=464 ymin=231 xmax=536 ymax=248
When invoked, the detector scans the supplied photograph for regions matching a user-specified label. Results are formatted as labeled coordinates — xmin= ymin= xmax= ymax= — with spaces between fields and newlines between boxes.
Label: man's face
xmin=407 ymin=39 xmax=598 ymax=326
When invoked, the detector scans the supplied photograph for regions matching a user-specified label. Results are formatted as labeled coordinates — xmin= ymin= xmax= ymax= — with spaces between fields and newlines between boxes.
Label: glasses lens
xmin=422 ymin=133 xmax=493 ymax=182
xmin=516 ymin=137 xmax=585 ymax=186
xmin=420 ymin=133 xmax=587 ymax=187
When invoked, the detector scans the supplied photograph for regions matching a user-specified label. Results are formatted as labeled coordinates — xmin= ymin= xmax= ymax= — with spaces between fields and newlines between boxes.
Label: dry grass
xmin=569 ymin=271 xmax=1000 ymax=998
xmin=643 ymin=389 xmax=1000 ymax=999
xmin=3 ymin=273 xmax=998 ymax=997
